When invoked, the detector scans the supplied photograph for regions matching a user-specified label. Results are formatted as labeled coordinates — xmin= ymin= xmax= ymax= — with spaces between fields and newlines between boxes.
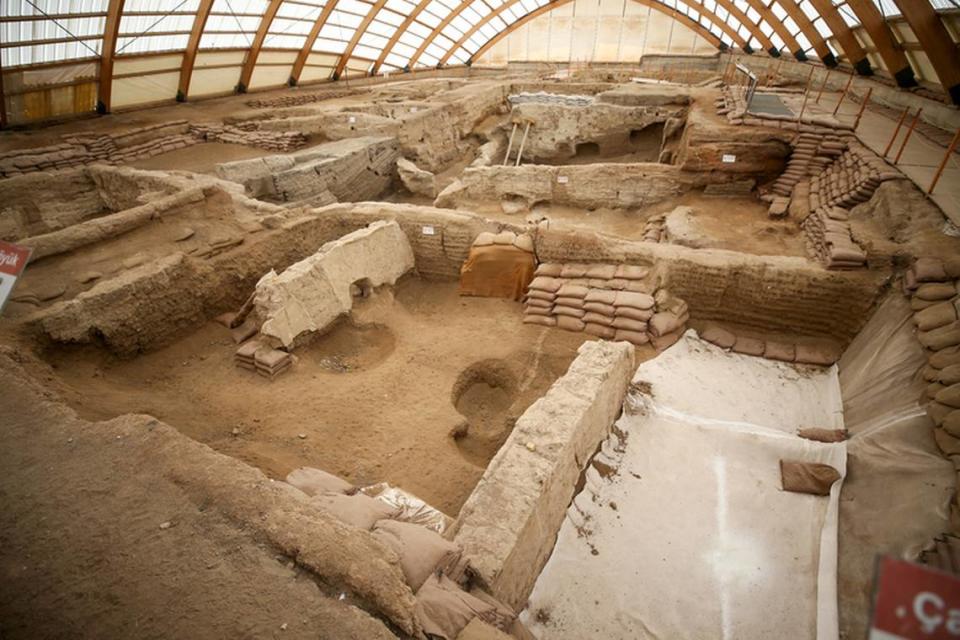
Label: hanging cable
xmin=22 ymin=0 xmax=101 ymax=57
xmin=224 ymin=0 xmax=254 ymax=46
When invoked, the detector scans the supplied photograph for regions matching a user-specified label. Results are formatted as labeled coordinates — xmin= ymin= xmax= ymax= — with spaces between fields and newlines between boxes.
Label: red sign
xmin=0 ymin=240 xmax=32 ymax=314
xmin=870 ymin=556 xmax=960 ymax=639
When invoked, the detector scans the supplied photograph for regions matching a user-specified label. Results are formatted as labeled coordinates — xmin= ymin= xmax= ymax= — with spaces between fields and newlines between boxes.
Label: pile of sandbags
xmin=522 ymin=262 xmax=689 ymax=350
xmin=245 ymin=89 xmax=358 ymax=109
xmin=809 ymin=143 xmax=900 ymax=211
xmin=715 ymin=86 xmax=856 ymax=133
xmin=284 ymin=467 xmax=519 ymax=639
xmin=234 ymin=339 xmax=294 ymax=380
xmin=767 ymin=131 xmax=852 ymax=199
xmin=907 ymin=257 xmax=960 ymax=452
xmin=699 ymin=323 xmax=841 ymax=366
xmin=459 ymin=230 xmax=536 ymax=300
xmin=800 ymin=205 xmax=866 ymax=270
xmin=641 ymin=215 xmax=665 ymax=242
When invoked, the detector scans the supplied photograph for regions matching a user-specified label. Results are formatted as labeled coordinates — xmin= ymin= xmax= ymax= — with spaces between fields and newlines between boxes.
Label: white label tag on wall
xmin=348 ymin=116 xmax=356 ymax=123
xmin=422 ymin=225 xmax=436 ymax=236
xmin=557 ymin=176 xmax=569 ymax=184
xmin=722 ymin=154 xmax=736 ymax=163
xmin=410 ymin=107 xmax=418 ymax=113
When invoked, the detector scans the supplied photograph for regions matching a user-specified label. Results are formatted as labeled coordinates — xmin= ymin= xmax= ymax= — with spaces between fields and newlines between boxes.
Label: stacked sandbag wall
xmin=522 ymin=262 xmax=689 ymax=350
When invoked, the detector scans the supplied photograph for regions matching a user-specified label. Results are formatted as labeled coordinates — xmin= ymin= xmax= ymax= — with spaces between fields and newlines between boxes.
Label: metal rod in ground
xmin=928 ymin=127 xmax=960 ymax=194
xmin=894 ymin=107 xmax=923 ymax=165
xmin=853 ymin=88 xmax=872 ymax=130
xmin=502 ymin=122 xmax=517 ymax=165
xmin=883 ymin=106 xmax=910 ymax=157
xmin=815 ymin=69 xmax=830 ymax=103
xmin=515 ymin=121 xmax=531 ymax=167
xmin=832 ymin=71 xmax=854 ymax=116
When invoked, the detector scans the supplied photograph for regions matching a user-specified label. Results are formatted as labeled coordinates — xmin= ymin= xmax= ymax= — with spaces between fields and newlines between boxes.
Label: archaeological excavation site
xmin=3 ymin=1 xmax=960 ymax=638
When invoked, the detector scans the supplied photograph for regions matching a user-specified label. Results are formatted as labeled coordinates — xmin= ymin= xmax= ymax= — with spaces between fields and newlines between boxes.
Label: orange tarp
xmin=458 ymin=244 xmax=536 ymax=301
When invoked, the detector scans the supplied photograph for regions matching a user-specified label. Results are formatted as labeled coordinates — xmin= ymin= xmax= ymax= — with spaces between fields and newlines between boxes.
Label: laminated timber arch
xmin=773 ymin=0 xmax=833 ymax=63
xmin=237 ymin=0 xmax=285 ymax=93
xmin=178 ymin=0 xmax=216 ymax=100
xmin=97 ymin=0 xmax=126 ymax=113
xmin=464 ymin=0 xmax=728 ymax=65
xmin=806 ymin=0 xmax=872 ymax=75
xmin=844 ymin=0 xmax=916 ymax=87
xmin=290 ymin=0 xmax=343 ymax=85
xmin=404 ymin=0 xmax=741 ymax=72
xmin=891 ymin=0 xmax=960 ymax=104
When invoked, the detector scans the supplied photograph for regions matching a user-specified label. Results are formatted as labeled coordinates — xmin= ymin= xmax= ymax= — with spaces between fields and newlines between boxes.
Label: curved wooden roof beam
xmin=370 ymin=0 xmax=433 ymax=75
xmin=890 ymin=0 xmax=958 ymax=103
xmin=806 ymin=0 xmax=871 ymax=74
xmin=713 ymin=0 xmax=774 ymax=54
xmin=97 ymin=0 xmax=126 ymax=113
xmin=844 ymin=0 xmax=915 ymax=87
xmin=771 ymin=0 xmax=833 ymax=63
xmin=409 ymin=0 xmax=748 ymax=70
xmin=739 ymin=0 xmax=802 ymax=58
xmin=289 ymin=0 xmax=341 ymax=85
xmin=237 ymin=0 xmax=284 ymax=92
xmin=332 ymin=0 xmax=389 ymax=78
xmin=177 ymin=0 xmax=215 ymax=100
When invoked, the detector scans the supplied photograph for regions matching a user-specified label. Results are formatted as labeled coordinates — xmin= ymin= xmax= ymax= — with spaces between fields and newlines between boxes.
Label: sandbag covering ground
xmin=521 ymin=332 xmax=846 ymax=640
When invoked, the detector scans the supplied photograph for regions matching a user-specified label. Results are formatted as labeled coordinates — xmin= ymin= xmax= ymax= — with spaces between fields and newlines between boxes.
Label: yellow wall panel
xmin=190 ymin=66 xmax=241 ymax=96
xmin=114 ymin=54 xmax=183 ymax=76
xmin=249 ymin=64 xmax=292 ymax=89
xmin=112 ymin=71 xmax=179 ymax=108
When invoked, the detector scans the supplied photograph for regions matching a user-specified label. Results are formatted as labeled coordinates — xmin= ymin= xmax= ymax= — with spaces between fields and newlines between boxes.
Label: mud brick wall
xmin=0 ymin=168 xmax=106 ymax=241
xmin=534 ymin=228 xmax=884 ymax=342
xmin=32 ymin=215 xmax=356 ymax=356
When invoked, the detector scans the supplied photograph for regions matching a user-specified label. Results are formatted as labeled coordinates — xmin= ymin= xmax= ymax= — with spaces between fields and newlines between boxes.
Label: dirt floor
xmin=43 ymin=277 xmax=594 ymax=516
xmin=130 ymin=142 xmax=275 ymax=174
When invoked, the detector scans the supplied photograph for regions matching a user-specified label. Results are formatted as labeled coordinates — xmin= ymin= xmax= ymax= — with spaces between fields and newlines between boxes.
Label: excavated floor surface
xmin=42 ymin=277 xmax=588 ymax=515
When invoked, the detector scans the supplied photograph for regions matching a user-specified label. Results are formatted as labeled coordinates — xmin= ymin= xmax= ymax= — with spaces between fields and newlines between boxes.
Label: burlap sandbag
xmin=614 ymin=291 xmax=655 ymax=310
xmin=523 ymin=314 xmax=556 ymax=327
xmin=928 ymin=382 xmax=945 ymax=400
xmin=914 ymin=257 xmax=949 ymax=282
xmin=556 ymin=315 xmax=586 ymax=332
xmin=528 ymin=276 xmax=563 ymax=293
xmin=557 ymin=284 xmax=589 ymax=299
xmin=525 ymin=289 xmax=555 ymax=302
xmin=286 ymin=467 xmax=354 ymax=496
xmin=535 ymin=263 xmax=563 ymax=277
xmin=915 ymin=301 xmax=958 ymax=331
xmin=794 ymin=343 xmax=839 ymax=366
xmin=372 ymin=519 xmax=462 ymax=591
xmin=943 ymin=410 xmax=960 ymax=437
xmin=651 ymin=327 xmax=684 ymax=351
xmin=614 ymin=329 xmax=649 ymax=345
xmin=560 ymin=264 xmax=589 ymax=278
xmin=939 ymin=364 xmax=960 ymax=386
xmin=585 ymin=323 xmax=616 ymax=339
xmin=797 ymin=428 xmax=848 ymax=443
xmin=701 ymin=325 xmax=736 ymax=349
xmin=553 ymin=305 xmax=585 ymax=319
xmin=524 ymin=306 xmax=552 ymax=317
xmin=584 ymin=302 xmax=616 ymax=316
xmin=415 ymin=575 xmax=503 ymax=640
xmin=311 ymin=491 xmax=400 ymax=529
xmin=915 ymin=283 xmax=957 ymax=301
xmin=943 ymin=257 xmax=960 ymax=279
xmin=583 ymin=311 xmax=613 ymax=326
xmin=611 ymin=316 xmax=647 ymax=332
xmin=930 ymin=345 xmax=960 ymax=369
xmin=615 ymin=306 xmax=654 ymax=322
xmin=648 ymin=312 xmax=685 ymax=338
xmin=732 ymin=336 xmax=765 ymax=356
xmin=927 ymin=402 xmax=953 ymax=427
xmin=554 ymin=296 xmax=584 ymax=309
xmin=918 ymin=321 xmax=960 ymax=351
xmin=780 ymin=460 xmax=841 ymax=496
xmin=935 ymin=383 xmax=960 ymax=409
xmin=584 ymin=289 xmax=617 ymax=305
xmin=585 ymin=264 xmax=616 ymax=279
xmin=932 ymin=428 xmax=960 ymax=456
xmin=764 ymin=341 xmax=796 ymax=363
xmin=525 ymin=298 xmax=553 ymax=309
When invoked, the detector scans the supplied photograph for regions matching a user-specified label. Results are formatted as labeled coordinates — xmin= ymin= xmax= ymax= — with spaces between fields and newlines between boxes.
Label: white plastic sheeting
xmin=521 ymin=331 xmax=846 ymax=640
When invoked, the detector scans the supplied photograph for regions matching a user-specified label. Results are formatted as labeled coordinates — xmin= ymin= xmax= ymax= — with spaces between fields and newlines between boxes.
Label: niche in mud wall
xmin=562 ymin=122 xmax=666 ymax=164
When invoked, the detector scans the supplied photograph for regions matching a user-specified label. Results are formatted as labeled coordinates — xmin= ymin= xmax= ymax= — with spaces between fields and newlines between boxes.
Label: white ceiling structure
xmin=1 ymin=0 xmax=959 ymax=119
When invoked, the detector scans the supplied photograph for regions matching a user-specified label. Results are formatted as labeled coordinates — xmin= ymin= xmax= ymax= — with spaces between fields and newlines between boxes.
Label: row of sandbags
xmin=800 ymin=205 xmax=867 ymax=270
xmin=698 ymin=324 xmax=841 ymax=366
xmin=285 ymin=467 xmax=516 ymax=639
xmin=909 ymin=258 xmax=960 ymax=462
xmin=809 ymin=143 xmax=900 ymax=211
xmin=714 ymin=87 xmax=855 ymax=132
xmin=768 ymin=131 xmax=854 ymax=199
xmin=522 ymin=262 xmax=689 ymax=350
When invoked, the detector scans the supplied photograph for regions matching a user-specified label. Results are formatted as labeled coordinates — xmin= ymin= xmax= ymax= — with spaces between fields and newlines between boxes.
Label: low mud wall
xmin=435 ymin=163 xmax=734 ymax=210
xmin=450 ymin=340 xmax=635 ymax=610
xmin=0 ymin=169 xmax=106 ymax=241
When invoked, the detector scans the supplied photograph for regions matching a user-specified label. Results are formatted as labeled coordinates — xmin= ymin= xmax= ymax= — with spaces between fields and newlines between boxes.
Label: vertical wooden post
xmin=928 ymin=128 xmax=960 ymax=194
xmin=0 ymin=54 xmax=7 ymax=129
xmin=832 ymin=71 xmax=854 ymax=116
xmin=882 ymin=106 xmax=910 ymax=157
xmin=853 ymin=87 xmax=872 ymax=130
xmin=815 ymin=69 xmax=830 ymax=103
xmin=894 ymin=107 xmax=923 ymax=165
